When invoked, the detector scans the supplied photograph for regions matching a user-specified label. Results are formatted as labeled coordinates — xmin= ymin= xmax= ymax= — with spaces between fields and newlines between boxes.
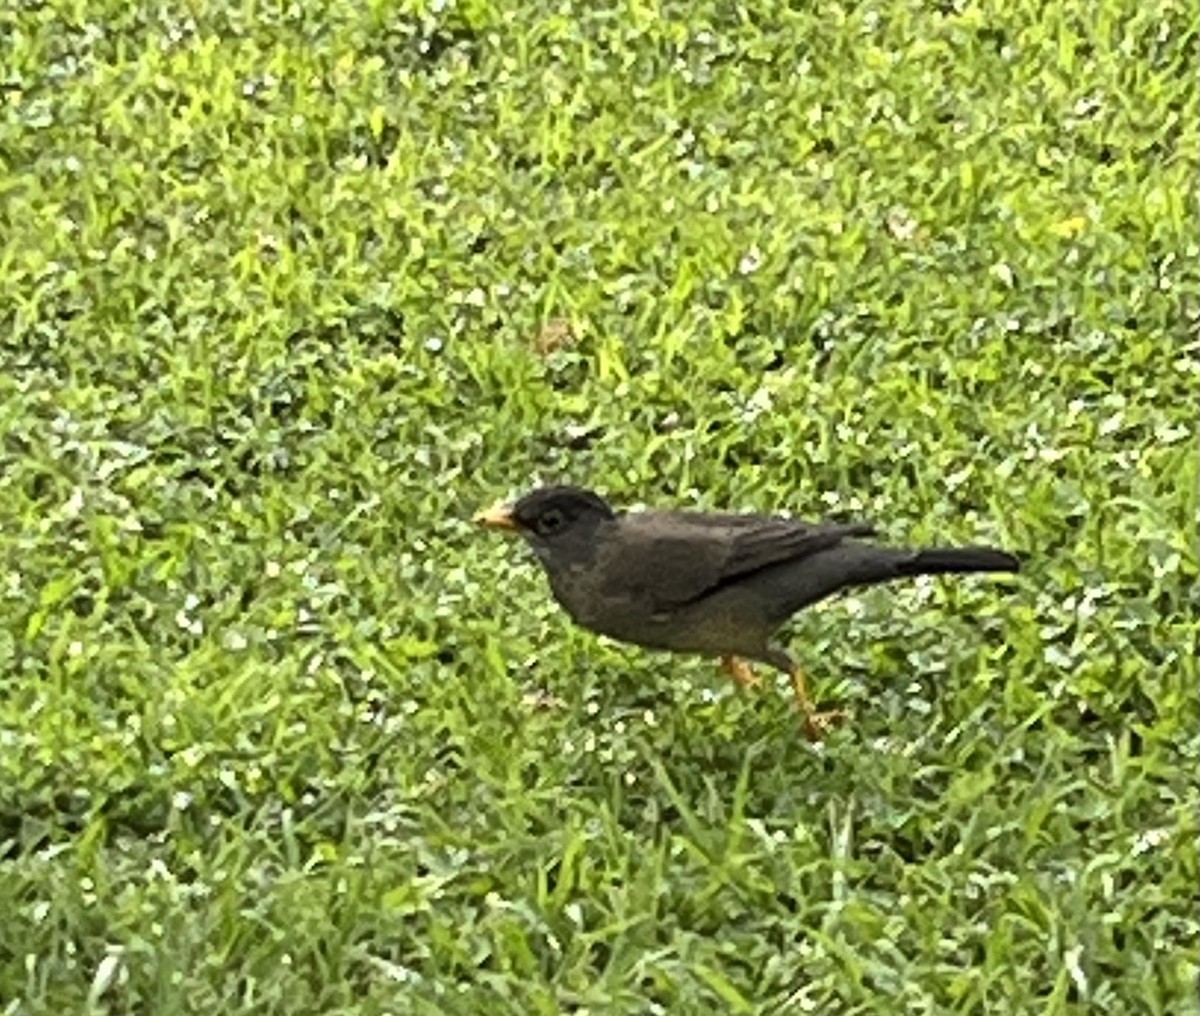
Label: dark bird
xmin=475 ymin=485 xmax=1020 ymax=739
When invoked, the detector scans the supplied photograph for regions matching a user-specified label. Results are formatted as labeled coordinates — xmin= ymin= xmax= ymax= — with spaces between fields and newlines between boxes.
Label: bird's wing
xmin=599 ymin=511 xmax=876 ymax=612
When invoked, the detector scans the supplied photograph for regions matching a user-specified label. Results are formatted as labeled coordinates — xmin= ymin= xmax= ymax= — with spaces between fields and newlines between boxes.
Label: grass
xmin=1 ymin=0 xmax=1197 ymax=1012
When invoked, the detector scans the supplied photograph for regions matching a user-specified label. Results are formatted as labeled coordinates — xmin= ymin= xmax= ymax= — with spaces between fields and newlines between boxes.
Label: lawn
xmin=1 ymin=0 xmax=1197 ymax=1012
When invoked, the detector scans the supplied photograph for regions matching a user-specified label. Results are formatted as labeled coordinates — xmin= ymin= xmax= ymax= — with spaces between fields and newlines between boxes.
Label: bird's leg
xmin=790 ymin=665 xmax=849 ymax=741
xmin=720 ymin=655 xmax=761 ymax=689
xmin=765 ymin=647 xmax=849 ymax=740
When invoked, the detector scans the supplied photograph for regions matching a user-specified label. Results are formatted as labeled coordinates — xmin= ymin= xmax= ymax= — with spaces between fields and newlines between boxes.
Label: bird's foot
xmin=801 ymin=707 xmax=851 ymax=742
xmin=720 ymin=655 xmax=761 ymax=689
xmin=790 ymin=665 xmax=850 ymax=740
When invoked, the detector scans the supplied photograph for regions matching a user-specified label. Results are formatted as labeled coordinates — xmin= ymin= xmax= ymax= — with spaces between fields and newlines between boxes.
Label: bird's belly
xmin=570 ymin=591 xmax=769 ymax=658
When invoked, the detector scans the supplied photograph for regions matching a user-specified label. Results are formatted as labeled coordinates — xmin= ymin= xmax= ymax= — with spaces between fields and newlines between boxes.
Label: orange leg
xmin=720 ymin=655 xmax=761 ymax=689
xmin=790 ymin=666 xmax=850 ymax=741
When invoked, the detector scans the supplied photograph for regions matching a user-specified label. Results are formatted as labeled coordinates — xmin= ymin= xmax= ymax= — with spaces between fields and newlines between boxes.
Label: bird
xmin=474 ymin=485 xmax=1020 ymax=739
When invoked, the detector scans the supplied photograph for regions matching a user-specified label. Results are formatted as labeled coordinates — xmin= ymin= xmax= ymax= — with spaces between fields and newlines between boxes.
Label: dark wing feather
xmin=599 ymin=511 xmax=875 ymax=612
xmin=715 ymin=518 xmax=876 ymax=589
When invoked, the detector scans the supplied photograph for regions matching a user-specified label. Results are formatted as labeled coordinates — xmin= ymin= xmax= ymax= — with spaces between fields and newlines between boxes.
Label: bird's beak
xmin=473 ymin=502 xmax=518 ymax=531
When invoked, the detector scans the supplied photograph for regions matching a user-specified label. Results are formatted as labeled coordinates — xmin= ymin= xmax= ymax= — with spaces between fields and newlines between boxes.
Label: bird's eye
xmin=536 ymin=508 xmax=566 ymax=535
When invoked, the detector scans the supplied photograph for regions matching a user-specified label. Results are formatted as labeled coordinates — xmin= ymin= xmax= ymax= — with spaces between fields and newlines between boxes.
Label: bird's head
xmin=474 ymin=485 xmax=617 ymax=569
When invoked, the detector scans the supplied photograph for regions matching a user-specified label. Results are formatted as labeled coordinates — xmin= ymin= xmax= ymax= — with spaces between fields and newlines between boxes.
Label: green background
xmin=1 ymin=0 xmax=1197 ymax=1012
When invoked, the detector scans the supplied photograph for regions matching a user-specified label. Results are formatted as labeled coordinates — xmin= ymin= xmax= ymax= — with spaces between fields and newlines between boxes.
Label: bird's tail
xmin=757 ymin=542 xmax=1021 ymax=622
xmin=896 ymin=546 xmax=1021 ymax=577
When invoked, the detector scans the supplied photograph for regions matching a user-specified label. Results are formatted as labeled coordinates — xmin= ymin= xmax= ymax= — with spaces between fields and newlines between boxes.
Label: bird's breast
xmin=545 ymin=568 xmax=658 ymax=641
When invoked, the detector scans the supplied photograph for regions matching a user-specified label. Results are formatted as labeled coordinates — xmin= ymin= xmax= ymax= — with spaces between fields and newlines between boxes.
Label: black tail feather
xmin=902 ymin=546 xmax=1021 ymax=577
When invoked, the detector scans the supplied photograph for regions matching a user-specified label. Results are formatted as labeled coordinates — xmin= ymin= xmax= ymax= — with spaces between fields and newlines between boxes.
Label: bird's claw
xmin=802 ymin=708 xmax=851 ymax=741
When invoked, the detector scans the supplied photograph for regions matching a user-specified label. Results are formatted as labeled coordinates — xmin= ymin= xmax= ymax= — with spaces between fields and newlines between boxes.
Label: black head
xmin=508 ymin=486 xmax=614 ymax=536
xmin=475 ymin=485 xmax=616 ymax=567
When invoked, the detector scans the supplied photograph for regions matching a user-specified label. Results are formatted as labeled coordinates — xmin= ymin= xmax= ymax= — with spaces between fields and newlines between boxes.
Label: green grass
xmin=1 ymin=0 xmax=1197 ymax=1012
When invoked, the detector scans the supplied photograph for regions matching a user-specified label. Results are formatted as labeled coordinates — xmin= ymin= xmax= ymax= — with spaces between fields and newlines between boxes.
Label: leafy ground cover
xmin=1 ymin=0 xmax=1197 ymax=1012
